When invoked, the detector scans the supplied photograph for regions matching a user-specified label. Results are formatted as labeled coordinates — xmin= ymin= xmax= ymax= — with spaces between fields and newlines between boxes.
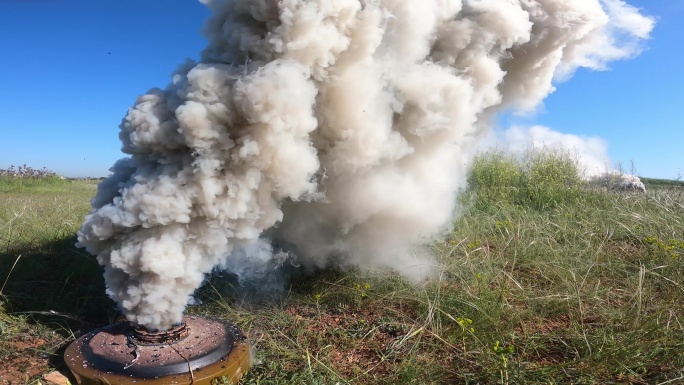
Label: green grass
xmin=0 ymin=177 xmax=113 ymax=384
xmin=641 ymin=177 xmax=684 ymax=189
xmin=465 ymin=147 xmax=586 ymax=211
xmin=0 ymin=176 xmax=97 ymax=194
xmin=2 ymin=155 xmax=684 ymax=384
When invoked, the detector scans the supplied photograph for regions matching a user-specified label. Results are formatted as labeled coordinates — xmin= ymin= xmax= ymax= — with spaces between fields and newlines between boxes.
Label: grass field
xmin=2 ymin=153 xmax=684 ymax=384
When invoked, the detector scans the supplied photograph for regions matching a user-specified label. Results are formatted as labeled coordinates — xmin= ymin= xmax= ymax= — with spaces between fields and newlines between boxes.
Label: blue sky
xmin=0 ymin=1 xmax=681 ymax=179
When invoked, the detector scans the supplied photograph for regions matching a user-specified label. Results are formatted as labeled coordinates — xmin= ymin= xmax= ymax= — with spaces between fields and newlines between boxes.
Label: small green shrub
xmin=465 ymin=149 xmax=523 ymax=209
xmin=465 ymin=147 xmax=585 ymax=210
xmin=519 ymin=148 xmax=584 ymax=209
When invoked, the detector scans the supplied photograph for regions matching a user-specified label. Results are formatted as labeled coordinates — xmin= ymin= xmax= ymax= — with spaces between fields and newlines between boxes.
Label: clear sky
xmin=0 ymin=1 xmax=681 ymax=179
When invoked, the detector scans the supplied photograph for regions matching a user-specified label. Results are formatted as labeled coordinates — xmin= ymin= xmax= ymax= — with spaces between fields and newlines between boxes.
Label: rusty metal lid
xmin=65 ymin=316 xmax=245 ymax=379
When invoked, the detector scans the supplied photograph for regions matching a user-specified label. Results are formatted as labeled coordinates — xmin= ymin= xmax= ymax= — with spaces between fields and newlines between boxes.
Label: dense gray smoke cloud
xmin=77 ymin=0 xmax=653 ymax=330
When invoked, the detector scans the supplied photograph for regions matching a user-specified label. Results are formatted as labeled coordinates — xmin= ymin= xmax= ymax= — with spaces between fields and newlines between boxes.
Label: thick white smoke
xmin=77 ymin=0 xmax=653 ymax=330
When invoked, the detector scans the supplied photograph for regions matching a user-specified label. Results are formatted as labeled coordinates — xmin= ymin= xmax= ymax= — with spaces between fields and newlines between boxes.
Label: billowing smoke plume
xmin=77 ymin=0 xmax=653 ymax=330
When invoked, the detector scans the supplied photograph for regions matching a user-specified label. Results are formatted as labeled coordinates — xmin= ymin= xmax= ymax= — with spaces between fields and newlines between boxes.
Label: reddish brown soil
xmin=281 ymin=304 xmax=419 ymax=379
xmin=0 ymin=335 xmax=51 ymax=385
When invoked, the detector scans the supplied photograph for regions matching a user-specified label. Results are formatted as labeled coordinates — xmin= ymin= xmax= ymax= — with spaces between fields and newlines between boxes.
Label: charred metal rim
xmin=132 ymin=321 xmax=190 ymax=345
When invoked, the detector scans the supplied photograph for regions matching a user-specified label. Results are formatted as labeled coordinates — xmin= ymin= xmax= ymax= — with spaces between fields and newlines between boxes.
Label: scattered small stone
xmin=42 ymin=370 xmax=71 ymax=385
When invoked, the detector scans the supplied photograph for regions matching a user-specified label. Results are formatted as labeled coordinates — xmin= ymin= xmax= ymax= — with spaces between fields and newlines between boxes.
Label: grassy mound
xmin=464 ymin=147 xmax=586 ymax=210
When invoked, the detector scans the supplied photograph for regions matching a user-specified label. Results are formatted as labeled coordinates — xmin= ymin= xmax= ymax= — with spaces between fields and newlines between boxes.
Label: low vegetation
xmin=1 ymin=154 xmax=684 ymax=384
xmin=0 ymin=165 xmax=59 ymax=179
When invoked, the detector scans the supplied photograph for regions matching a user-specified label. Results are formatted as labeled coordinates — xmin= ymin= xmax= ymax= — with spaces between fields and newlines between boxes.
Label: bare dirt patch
xmin=0 ymin=335 xmax=51 ymax=385
xmin=280 ymin=304 xmax=424 ymax=379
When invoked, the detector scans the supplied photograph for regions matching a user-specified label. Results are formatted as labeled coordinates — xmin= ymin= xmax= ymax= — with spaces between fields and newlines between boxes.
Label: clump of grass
xmin=520 ymin=147 xmax=585 ymax=208
xmin=465 ymin=147 xmax=586 ymax=210
xmin=465 ymin=149 xmax=523 ymax=208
